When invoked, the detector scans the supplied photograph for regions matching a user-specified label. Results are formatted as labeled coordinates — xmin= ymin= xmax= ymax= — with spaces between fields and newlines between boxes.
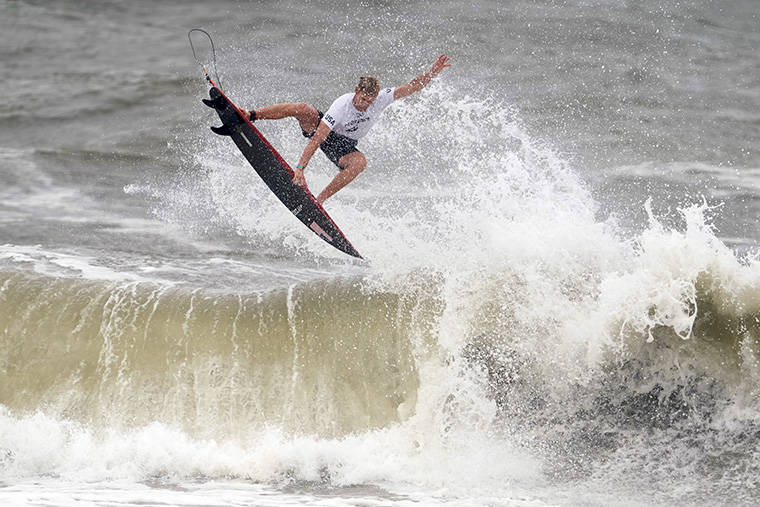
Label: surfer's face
xmin=353 ymin=89 xmax=377 ymax=111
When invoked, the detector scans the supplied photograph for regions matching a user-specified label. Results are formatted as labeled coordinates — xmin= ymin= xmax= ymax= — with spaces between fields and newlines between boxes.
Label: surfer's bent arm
xmin=393 ymin=54 xmax=452 ymax=100
xmin=293 ymin=122 xmax=331 ymax=187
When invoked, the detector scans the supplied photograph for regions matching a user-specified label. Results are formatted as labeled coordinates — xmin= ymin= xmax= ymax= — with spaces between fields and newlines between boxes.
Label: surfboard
xmin=202 ymin=86 xmax=362 ymax=259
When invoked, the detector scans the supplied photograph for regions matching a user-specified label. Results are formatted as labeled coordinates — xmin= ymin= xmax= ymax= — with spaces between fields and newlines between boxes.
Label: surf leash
xmin=188 ymin=28 xmax=223 ymax=90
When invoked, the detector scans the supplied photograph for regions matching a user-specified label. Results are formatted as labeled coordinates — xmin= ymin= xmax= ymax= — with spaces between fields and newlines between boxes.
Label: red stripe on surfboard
xmin=211 ymin=87 xmax=362 ymax=258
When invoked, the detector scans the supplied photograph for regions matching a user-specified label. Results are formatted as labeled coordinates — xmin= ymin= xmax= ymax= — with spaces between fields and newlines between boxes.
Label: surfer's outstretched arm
xmin=393 ymin=54 xmax=451 ymax=100
xmin=293 ymin=122 xmax=331 ymax=187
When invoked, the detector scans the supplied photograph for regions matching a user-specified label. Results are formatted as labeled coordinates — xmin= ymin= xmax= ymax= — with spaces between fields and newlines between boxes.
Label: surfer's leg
xmin=316 ymin=151 xmax=366 ymax=204
xmin=252 ymin=103 xmax=320 ymax=134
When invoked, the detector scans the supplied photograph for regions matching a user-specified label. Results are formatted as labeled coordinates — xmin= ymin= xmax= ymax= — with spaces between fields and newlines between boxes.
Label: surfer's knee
xmin=343 ymin=152 xmax=366 ymax=174
xmin=355 ymin=152 xmax=367 ymax=171
xmin=292 ymin=102 xmax=319 ymax=135
xmin=293 ymin=102 xmax=317 ymax=121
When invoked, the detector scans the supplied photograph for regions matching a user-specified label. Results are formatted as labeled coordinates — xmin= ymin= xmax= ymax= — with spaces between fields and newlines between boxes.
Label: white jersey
xmin=321 ymin=87 xmax=395 ymax=141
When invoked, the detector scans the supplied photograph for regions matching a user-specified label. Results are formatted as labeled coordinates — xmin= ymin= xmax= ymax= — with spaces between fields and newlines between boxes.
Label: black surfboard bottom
xmin=204 ymin=87 xmax=362 ymax=259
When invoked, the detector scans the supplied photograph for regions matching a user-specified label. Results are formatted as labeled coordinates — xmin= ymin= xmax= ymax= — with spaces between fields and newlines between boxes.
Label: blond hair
xmin=357 ymin=75 xmax=380 ymax=96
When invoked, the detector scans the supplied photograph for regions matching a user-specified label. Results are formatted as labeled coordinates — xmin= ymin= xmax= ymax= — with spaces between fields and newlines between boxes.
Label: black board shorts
xmin=302 ymin=110 xmax=360 ymax=169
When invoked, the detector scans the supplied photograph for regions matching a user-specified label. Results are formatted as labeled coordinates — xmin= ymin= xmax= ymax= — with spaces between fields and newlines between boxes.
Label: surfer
xmin=241 ymin=54 xmax=451 ymax=204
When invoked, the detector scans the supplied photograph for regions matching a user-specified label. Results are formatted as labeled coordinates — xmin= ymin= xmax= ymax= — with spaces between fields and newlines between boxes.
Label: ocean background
xmin=1 ymin=0 xmax=759 ymax=505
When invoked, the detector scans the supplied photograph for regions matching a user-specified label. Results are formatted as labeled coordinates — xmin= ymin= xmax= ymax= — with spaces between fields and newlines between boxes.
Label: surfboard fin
xmin=202 ymin=96 xmax=227 ymax=111
xmin=210 ymin=125 xmax=233 ymax=136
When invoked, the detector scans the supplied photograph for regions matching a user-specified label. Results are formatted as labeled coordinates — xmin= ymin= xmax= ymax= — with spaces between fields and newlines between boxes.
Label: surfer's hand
xmin=293 ymin=167 xmax=306 ymax=187
xmin=431 ymin=54 xmax=451 ymax=76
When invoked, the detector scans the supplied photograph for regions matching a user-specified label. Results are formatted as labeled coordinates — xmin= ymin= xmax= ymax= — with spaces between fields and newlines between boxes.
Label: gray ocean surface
xmin=1 ymin=0 xmax=759 ymax=505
